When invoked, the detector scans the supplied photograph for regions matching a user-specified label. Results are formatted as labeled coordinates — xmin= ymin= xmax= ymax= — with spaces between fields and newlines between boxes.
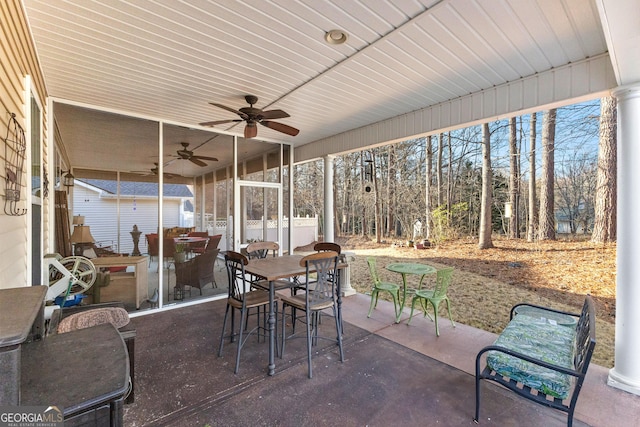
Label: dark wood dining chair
xmin=245 ymin=241 xmax=279 ymax=259
xmin=218 ymin=251 xmax=276 ymax=374
xmin=279 ymin=251 xmax=344 ymax=378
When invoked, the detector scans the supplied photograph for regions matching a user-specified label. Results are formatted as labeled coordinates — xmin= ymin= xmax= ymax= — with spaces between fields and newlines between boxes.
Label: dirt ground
xmin=298 ymin=235 xmax=616 ymax=367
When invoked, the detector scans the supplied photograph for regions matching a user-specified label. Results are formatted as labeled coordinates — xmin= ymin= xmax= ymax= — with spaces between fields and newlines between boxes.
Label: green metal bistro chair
xmin=408 ymin=267 xmax=455 ymax=336
xmin=366 ymin=257 xmax=401 ymax=319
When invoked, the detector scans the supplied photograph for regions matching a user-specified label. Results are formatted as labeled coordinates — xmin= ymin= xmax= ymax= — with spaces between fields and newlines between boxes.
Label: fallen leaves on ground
xmin=304 ymin=235 xmax=616 ymax=367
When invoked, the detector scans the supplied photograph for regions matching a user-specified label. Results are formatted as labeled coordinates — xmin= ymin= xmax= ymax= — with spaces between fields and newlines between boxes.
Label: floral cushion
xmin=486 ymin=314 xmax=576 ymax=399
xmin=57 ymin=307 xmax=130 ymax=334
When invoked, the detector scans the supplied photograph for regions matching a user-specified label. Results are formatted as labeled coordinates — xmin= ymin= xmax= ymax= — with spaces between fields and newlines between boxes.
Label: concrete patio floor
xmin=123 ymin=292 xmax=639 ymax=426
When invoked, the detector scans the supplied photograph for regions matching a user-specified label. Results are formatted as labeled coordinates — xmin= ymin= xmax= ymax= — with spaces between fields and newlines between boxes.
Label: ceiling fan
xmin=174 ymin=142 xmax=218 ymax=167
xmin=200 ymin=95 xmax=300 ymax=139
xmin=132 ymin=163 xmax=179 ymax=179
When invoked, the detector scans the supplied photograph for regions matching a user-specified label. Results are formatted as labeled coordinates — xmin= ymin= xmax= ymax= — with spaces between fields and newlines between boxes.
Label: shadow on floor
xmin=123 ymin=298 xmax=594 ymax=427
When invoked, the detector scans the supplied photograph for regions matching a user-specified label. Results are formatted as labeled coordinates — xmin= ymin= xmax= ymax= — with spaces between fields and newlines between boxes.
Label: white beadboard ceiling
xmin=22 ymin=0 xmax=625 ymax=178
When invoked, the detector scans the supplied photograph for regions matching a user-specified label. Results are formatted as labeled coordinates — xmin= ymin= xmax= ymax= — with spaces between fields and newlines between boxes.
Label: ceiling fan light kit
xmin=200 ymin=95 xmax=299 ymax=139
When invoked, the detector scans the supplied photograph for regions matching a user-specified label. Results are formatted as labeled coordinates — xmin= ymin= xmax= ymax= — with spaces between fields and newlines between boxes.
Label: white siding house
xmin=72 ymin=179 xmax=193 ymax=255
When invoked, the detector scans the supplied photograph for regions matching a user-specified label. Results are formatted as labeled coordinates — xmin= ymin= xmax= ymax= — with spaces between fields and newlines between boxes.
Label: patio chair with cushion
xmin=366 ymin=257 xmax=401 ymax=319
xmin=145 ymin=233 xmax=159 ymax=262
xmin=174 ymin=248 xmax=219 ymax=300
xmin=408 ymin=267 xmax=455 ymax=336
xmin=187 ymin=231 xmax=209 ymax=256
xmin=244 ymin=241 xmax=291 ymax=289
xmin=218 ymin=251 xmax=276 ymax=374
xmin=205 ymin=234 xmax=223 ymax=253
xmin=279 ymin=251 xmax=344 ymax=378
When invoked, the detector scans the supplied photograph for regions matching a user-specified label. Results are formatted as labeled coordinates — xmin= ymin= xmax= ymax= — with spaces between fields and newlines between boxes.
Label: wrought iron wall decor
xmin=3 ymin=113 xmax=27 ymax=215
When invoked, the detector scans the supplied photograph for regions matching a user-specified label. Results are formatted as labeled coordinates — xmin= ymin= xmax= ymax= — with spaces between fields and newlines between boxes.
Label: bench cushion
xmin=486 ymin=314 xmax=575 ymax=399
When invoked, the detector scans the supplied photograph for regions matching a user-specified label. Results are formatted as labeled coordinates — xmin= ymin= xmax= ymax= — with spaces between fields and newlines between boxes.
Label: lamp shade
xmin=72 ymin=215 xmax=85 ymax=225
xmin=70 ymin=225 xmax=95 ymax=244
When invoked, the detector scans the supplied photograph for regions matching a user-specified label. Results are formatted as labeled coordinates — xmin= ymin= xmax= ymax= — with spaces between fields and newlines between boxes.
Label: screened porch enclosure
xmin=55 ymin=102 xmax=299 ymax=312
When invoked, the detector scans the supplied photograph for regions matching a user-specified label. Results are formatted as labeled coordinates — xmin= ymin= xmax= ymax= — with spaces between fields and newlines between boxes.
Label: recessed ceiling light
xmin=324 ymin=29 xmax=348 ymax=45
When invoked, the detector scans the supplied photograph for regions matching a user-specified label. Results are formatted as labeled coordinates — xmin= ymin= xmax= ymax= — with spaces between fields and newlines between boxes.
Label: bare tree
xmin=539 ymin=109 xmax=556 ymax=240
xmin=425 ymin=136 xmax=433 ymax=240
xmin=386 ymin=145 xmax=396 ymax=237
xmin=555 ymin=152 xmax=597 ymax=234
xmin=509 ymin=117 xmax=520 ymax=238
xmin=437 ymin=133 xmax=444 ymax=207
xmin=479 ymin=123 xmax=494 ymax=249
xmin=371 ymin=151 xmax=382 ymax=243
xmin=527 ymin=112 xmax=537 ymax=241
xmin=592 ymin=96 xmax=617 ymax=242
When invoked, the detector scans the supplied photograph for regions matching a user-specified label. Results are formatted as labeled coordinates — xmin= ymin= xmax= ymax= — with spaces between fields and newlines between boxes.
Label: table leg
xmin=268 ymin=281 xmax=276 ymax=376
xmin=396 ymin=273 xmax=408 ymax=323
xmin=336 ymin=268 xmax=343 ymax=338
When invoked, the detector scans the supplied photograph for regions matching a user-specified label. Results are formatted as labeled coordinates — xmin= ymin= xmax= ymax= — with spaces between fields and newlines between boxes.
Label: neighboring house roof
xmin=78 ymin=179 xmax=192 ymax=198
xmin=184 ymin=200 xmax=193 ymax=212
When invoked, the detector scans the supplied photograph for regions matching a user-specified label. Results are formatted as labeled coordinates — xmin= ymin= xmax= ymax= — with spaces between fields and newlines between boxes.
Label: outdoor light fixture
xmin=324 ymin=29 xmax=348 ymax=45
xmin=62 ymin=170 xmax=75 ymax=192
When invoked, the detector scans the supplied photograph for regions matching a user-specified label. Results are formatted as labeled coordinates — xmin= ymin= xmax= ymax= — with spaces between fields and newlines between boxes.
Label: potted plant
xmin=174 ymin=243 xmax=187 ymax=263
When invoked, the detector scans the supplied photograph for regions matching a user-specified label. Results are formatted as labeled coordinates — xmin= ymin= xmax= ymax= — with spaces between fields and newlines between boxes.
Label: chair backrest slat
xmin=314 ymin=242 xmax=341 ymax=254
xmin=246 ymin=241 xmax=279 ymax=259
xmin=225 ymin=251 xmax=249 ymax=302
xmin=301 ymin=251 xmax=339 ymax=305
xmin=366 ymin=257 xmax=381 ymax=285
xmin=433 ymin=267 xmax=454 ymax=297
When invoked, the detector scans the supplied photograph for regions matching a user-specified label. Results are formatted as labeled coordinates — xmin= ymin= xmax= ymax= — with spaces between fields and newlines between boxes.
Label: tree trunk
xmin=527 ymin=112 xmax=537 ymax=242
xmin=479 ymin=123 xmax=494 ymax=249
xmin=437 ymin=133 xmax=444 ymax=207
xmin=539 ymin=109 xmax=556 ymax=240
xmin=592 ymin=96 xmax=617 ymax=242
xmin=425 ymin=136 xmax=433 ymax=240
xmin=386 ymin=145 xmax=396 ymax=237
xmin=509 ymin=117 xmax=520 ymax=238
xmin=360 ymin=152 xmax=367 ymax=237
xmin=447 ymin=131 xmax=453 ymax=218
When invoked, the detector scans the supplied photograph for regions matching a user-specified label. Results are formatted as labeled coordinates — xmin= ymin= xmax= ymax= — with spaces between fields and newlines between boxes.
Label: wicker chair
xmin=174 ymin=248 xmax=219 ymax=300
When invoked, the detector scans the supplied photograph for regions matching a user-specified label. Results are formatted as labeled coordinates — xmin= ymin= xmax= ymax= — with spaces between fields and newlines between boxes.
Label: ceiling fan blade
xmin=244 ymin=123 xmax=258 ymax=138
xmin=260 ymin=121 xmax=300 ymax=136
xmin=189 ymin=157 xmax=207 ymax=167
xmin=260 ymin=109 xmax=290 ymax=120
xmin=209 ymin=103 xmax=248 ymax=119
xmin=199 ymin=119 xmax=242 ymax=126
xmin=192 ymin=155 xmax=218 ymax=162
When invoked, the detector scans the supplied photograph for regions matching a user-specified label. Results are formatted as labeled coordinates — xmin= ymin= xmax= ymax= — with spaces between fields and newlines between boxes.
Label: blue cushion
xmin=486 ymin=314 xmax=575 ymax=399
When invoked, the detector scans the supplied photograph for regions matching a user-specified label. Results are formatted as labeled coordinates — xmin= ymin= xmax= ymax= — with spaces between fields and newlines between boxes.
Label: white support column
xmin=324 ymin=155 xmax=335 ymax=243
xmin=608 ymin=84 xmax=640 ymax=395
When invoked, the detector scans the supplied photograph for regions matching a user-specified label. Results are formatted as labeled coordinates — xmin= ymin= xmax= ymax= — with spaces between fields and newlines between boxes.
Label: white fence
xmin=205 ymin=216 xmax=318 ymax=253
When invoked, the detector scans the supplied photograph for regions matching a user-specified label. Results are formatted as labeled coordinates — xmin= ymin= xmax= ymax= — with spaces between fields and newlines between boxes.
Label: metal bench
xmin=474 ymin=295 xmax=596 ymax=427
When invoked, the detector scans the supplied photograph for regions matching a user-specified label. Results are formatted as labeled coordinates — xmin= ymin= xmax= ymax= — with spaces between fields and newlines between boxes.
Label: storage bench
xmin=474 ymin=295 xmax=596 ymax=427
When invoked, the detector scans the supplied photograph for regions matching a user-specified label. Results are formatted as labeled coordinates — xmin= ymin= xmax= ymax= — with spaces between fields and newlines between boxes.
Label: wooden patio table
xmin=245 ymin=254 xmax=345 ymax=376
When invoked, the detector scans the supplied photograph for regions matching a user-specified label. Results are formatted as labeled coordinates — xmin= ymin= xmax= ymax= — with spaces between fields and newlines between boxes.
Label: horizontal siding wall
xmin=295 ymin=54 xmax=617 ymax=162
xmin=72 ymin=185 xmax=183 ymax=255
xmin=0 ymin=0 xmax=48 ymax=289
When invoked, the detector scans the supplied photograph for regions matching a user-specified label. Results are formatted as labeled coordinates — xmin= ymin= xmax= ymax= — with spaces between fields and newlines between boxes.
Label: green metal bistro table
xmin=386 ymin=262 xmax=437 ymax=323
